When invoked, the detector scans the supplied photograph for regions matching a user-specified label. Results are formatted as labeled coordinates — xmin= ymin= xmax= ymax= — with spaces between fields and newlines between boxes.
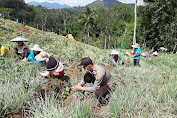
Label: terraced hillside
xmin=0 ymin=18 xmax=177 ymax=118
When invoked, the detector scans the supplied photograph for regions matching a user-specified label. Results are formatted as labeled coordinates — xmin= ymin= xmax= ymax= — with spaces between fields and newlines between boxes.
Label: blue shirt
xmin=133 ymin=48 xmax=141 ymax=59
xmin=27 ymin=51 xmax=45 ymax=64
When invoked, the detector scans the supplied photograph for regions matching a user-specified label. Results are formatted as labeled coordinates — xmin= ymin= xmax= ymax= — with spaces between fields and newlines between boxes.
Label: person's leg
xmin=134 ymin=59 xmax=136 ymax=66
xmin=95 ymin=85 xmax=111 ymax=104
xmin=95 ymin=85 xmax=110 ymax=99
xmin=137 ymin=59 xmax=140 ymax=67
xmin=53 ymin=70 xmax=64 ymax=78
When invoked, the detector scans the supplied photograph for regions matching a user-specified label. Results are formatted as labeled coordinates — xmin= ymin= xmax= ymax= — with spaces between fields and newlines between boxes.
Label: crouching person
xmin=72 ymin=57 xmax=115 ymax=104
xmin=35 ymin=51 xmax=64 ymax=78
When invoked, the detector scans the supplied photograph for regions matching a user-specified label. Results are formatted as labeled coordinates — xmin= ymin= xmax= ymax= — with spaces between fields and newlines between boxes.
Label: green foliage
xmin=138 ymin=0 xmax=177 ymax=51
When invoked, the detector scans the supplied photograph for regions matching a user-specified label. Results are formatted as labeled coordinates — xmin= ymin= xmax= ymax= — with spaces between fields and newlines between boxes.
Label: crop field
xmin=0 ymin=19 xmax=177 ymax=118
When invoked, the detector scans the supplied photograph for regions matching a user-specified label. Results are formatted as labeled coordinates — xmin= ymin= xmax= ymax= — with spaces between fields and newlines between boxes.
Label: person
xmin=110 ymin=50 xmax=124 ymax=66
xmin=35 ymin=51 xmax=64 ymax=78
xmin=149 ymin=49 xmax=153 ymax=57
xmin=72 ymin=57 xmax=115 ymax=103
xmin=125 ymin=51 xmax=131 ymax=56
xmin=11 ymin=37 xmax=30 ymax=61
xmin=26 ymin=44 xmax=45 ymax=64
xmin=132 ymin=43 xmax=141 ymax=67
xmin=0 ymin=43 xmax=10 ymax=56
xmin=141 ymin=52 xmax=146 ymax=58
xmin=152 ymin=51 xmax=159 ymax=57
xmin=65 ymin=34 xmax=75 ymax=41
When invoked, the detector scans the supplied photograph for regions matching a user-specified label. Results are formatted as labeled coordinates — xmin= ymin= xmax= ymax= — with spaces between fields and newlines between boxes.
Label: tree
xmin=138 ymin=0 xmax=177 ymax=51
xmin=61 ymin=10 xmax=70 ymax=35
xmin=80 ymin=7 xmax=96 ymax=37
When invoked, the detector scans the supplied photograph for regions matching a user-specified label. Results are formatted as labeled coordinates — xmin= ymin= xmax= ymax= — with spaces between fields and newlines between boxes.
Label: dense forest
xmin=0 ymin=0 xmax=176 ymax=51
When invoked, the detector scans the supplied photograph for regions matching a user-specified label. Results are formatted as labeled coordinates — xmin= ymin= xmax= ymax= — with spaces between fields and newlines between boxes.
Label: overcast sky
xmin=24 ymin=0 xmax=145 ymax=6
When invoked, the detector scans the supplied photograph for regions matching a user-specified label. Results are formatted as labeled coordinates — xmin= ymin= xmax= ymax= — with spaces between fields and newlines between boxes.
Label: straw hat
xmin=153 ymin=51 xmax=158 ymax=55
xmin=35 ymin=51 xmax=49 ymax=61
xmin=31 ymin=44 xmax=43 ymax=51
xmin=132 ymin=43 xmax=140 ymax=48
xmin=111 ymin=50 xmax=119 ymax=55
xmin=11 ymin=37 xmax=29 ymax=42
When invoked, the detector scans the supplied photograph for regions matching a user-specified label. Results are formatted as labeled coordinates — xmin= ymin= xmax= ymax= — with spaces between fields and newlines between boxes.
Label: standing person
xmin=0 ymin=43 xmax=10 ymax=56
xmin=35 ymin=51 xmax=64 ymax=78
xmin=72 ymin=57 xmax=115 ymax=103
xmin=11 ymin=37 xmax=30 ymax=61
xmin=132 ymin=43 xmax=141 ymax=67
xmin=27 ymin=44 xmax=45 ymax=64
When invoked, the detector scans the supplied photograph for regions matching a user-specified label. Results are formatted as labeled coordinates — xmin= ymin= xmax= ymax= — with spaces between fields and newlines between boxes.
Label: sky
xmin=24 ymin=0 xmax=145 ymax=7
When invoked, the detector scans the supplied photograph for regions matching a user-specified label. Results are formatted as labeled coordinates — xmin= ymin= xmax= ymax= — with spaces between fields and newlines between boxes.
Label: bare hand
xmin=72 ymin=85 xmax=84 ymax=91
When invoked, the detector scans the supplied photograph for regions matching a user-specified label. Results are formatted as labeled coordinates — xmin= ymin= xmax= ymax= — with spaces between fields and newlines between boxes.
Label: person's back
xmin=0 ymin=45 xmax=10 ymax=56
xmin=93 ymin=64 xmax=115 ymax=91
xmin=133 ymin=48 xmax=141 ymax=59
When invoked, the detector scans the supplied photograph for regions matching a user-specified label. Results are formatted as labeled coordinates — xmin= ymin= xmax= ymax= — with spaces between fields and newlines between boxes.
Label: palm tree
xmin=80 ymin=7 xmax=96 ymax=37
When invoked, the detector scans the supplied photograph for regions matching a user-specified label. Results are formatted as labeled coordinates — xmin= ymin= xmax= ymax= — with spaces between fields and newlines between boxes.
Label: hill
xmin=0 ymin=18 xmax=177 ymax=118
xmin=87 ymin=0 xmax=135 ymax=9
xmin=0 ymin=18 xmax=111 ymax=65
xmin=28 ymin=1 xmax=70 ymax=9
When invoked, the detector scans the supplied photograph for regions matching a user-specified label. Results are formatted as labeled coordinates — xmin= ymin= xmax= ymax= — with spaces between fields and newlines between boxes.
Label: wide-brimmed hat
xmin=11 ymin=37 xmax=29 ymax=42
xmin=132 ymin=43 xmax=140 ymax=48
xmin=153 ymin=51 xmax=158 ymax=55
xmin=35 ymin=51 xmax=49 ymax=61
xmin=111 ymin=50 xmax=119 ymax=55
xmin=77 ymin=57 xmax=93 ymax=68
xmin=31 ymin=44 xmax=43 ymax=51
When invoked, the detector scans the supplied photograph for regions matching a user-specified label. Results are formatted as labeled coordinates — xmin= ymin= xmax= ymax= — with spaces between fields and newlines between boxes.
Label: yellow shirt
xmin=66 ymin=34 xmax=75 ymax=41
xmin=0 ymin=46 xmax=10 ymax=56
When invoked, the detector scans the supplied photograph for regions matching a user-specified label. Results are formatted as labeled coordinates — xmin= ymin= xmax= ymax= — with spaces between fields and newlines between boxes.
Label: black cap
xmin=77 ymin=57 xmax=93 ymax=68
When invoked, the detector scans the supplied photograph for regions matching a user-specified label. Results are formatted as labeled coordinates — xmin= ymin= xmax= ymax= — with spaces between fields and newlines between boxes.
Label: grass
xmin=106 ymin=54 xmax=177 ymax=118
xmin=0 ymin=18 xmax=177 ymax=117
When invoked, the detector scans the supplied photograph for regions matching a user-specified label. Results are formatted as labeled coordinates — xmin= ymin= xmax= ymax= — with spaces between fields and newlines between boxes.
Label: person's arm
xmin=40 ymin=71 xmax=50 ymax=77
xmin=15 ymin=47 xmax=18 ymax=55
xmin=27 ymin=51 xmax=34 ymax=61
xmin=78 ymin=80 xmax=86 ymax=87
xmin=82 ymin=69 xmax=105 ymax=93
xmin=112 ymin=56 xmax=117 ymax=65
xmin=23 ymin=48 xmax=29 ymax=58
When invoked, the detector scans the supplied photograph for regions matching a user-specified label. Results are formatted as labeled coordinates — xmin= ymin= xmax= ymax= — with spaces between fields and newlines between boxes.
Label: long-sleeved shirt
xmin=79 ymin=64 xmax=115 ymax=93
xmin=27 ymin=51 xmax=45 ymax=64
xmin=15 ymin=45 xmax=30 ymax=58
xmin=133 ymin=48 xmax=141 ymax=59
xmin=0 ymin=46 xmax=10 ymax=56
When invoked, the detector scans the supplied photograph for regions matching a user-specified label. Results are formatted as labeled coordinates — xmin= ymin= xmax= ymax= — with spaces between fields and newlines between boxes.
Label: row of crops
xmin=0 ymin=18 xmax=177 ymax=117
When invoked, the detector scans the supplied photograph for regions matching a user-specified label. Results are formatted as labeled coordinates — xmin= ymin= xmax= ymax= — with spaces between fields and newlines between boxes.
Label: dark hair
xmin=84 ymin=72 xmax=95 ymax=83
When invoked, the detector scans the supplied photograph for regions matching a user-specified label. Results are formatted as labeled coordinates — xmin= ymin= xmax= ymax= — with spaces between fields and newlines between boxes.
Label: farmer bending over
xmin=110 ymin=50 xmax=124 ymax=66
xmin=11 ymin=37 xmax=30 ymax=61
xmin=26 ymin=44 xmax=45 ymax=64
xmin=72 ymin=57 xmax=115 ymax=103
xmin=0 ymin=43 xmax=10 ymax=56
xmin=36 ymin=51 xmax=64 ymax=78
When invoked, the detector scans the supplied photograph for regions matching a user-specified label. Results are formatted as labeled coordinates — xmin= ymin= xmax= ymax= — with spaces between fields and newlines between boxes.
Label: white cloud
xmin=118 ymin=0 xmax=145 ymax=5
xmin=24 ymin=0 xmax=145 ymax=6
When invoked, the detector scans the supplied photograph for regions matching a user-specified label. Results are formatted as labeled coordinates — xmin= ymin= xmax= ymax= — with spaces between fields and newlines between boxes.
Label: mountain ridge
xmin=28 ymin=1 xmax=70 ymax=9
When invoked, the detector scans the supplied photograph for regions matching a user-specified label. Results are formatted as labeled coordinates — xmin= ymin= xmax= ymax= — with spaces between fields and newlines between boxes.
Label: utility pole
xmin=133 ymin=0 xmax=138 ymax=45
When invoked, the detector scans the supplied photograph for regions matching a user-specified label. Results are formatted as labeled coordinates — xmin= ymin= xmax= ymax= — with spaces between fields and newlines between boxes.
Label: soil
xmin=3 ymin=113 xmax=22 ymax=118
xmin=40 ymin=75 xmax=71 ymax=99
xmin=3 ymin=61 xmax=113 ymax=118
